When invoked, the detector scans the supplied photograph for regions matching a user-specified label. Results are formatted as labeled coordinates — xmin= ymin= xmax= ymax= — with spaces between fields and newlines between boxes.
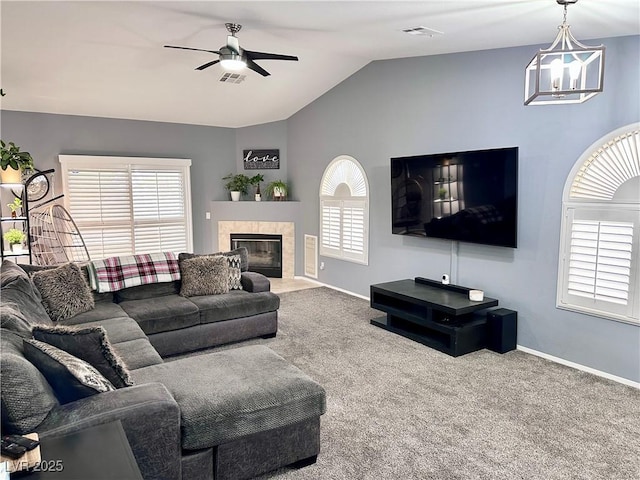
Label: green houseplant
xmin=7 ymin=198 xmax=22 ymax=218
xmin=222 ymin=173 xmax=252 ymax=201
xmin=250 ymin=174 xmax=264 ymax=201
xmin=1 ymin=141 xmax=35 ymax=183
xmin=265 ymin=180 xmax=288 ymax=201
xmin=3 ymin=228 xmax=26 ymax=253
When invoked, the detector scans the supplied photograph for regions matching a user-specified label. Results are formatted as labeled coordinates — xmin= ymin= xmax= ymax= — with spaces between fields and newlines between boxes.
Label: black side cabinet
xmin=370 ymin=278 xmax=499 ymax=357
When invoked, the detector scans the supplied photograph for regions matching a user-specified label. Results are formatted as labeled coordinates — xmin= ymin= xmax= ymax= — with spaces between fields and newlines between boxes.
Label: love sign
xmin=243 ymin=149 xmax=280 ymax=170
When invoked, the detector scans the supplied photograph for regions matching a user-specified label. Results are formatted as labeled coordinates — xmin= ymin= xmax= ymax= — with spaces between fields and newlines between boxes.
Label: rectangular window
xmin=558 ymin=208 xmax=638 ymax=323
xmin=59 ymin=156 xmax=192 ymax=260
xmin=320 ymin=198 xmax=368 ymax=264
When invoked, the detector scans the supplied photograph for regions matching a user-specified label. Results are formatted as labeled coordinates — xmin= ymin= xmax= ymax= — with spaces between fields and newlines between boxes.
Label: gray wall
xmin=286 ymin=35 xmax=640 ymax=382
xmin=0 ymin=111 xmax=236 ymax=252
xmin=235 ymin=120 xmax=289 ymax=197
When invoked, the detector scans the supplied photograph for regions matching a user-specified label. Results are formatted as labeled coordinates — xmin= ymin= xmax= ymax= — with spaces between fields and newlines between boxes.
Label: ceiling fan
xmin=165 ymin=23 xmax=298 ymax=77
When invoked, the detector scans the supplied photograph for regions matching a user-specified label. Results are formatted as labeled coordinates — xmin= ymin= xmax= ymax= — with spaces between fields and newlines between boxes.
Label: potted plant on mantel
xmin=266 ymin=180 xmax=288 ymax=201
xmin=250 ymin=174 xmax=264 ymax=201
xmin=3 ymin=228 xmax=26 ymax=254
xmin=222 ymin=173 xmax=252 ymax=201
xmin=1 ymin=140 xmax=35 ymax=184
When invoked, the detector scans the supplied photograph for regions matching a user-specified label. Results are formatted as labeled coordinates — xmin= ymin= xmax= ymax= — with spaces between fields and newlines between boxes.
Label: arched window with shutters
xmin=319 ymin=155 xmax=369 ymax=265
xmin=557 ymin=123 xmax=640 ymax=324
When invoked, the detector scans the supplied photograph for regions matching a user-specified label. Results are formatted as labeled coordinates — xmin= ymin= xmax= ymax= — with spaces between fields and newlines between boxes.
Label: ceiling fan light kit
xmin=165 ymin=22 xmax=298 ymax=77
xmin=524 ymin=0 xmax=605 ymax=106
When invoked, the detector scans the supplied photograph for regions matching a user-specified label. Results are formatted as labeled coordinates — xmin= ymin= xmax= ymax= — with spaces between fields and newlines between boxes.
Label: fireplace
xmin=231 ymin=233 xmax=283 ymax=278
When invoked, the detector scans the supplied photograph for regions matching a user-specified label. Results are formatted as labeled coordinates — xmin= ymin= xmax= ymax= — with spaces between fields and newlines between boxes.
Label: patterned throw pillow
xmin=227 ymin=254 xmax=243 ymax=290
xmin=32 ymin=325 xmax=133 ymax=388
xmin=179 ymin=256 xmax=230 ymax=297
xmin=23 ymin=339 xmax=115 ymax=404
xmin=31 ymin=263 xmax=95 ymax=322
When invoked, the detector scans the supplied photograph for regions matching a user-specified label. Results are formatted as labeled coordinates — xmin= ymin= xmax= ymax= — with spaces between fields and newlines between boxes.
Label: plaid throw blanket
xmin=87 ymin=252 xmax=180 ymax=293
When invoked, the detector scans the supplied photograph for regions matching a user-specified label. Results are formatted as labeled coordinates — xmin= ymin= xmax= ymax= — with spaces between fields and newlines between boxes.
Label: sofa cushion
xmin=23 ymin=339 xmax=115 ymax=404
xmin=0 ymin=302 xmax=33 ymax=335
xmin=1 ymin=262 xmax=52 ymax=326
xmin=60 ymin=302 xmax=128 ymax=325
xmin=189 ymin=290 xmax=280 ymax=324
xmin=0 ymin=329 xmax=59 ymax=433
xmin=32 ymin=325 xmax=134 ymax=388
xmin=115 ymin=281 xmax=180 ymax=302
xmin=131 ymin=345 xmax=326 ymax=449
xmin=69 ymin=317 xmax=147 ymax=345
xmin=118 ymin=295 xmax=200 ymax=335
xmin=31 ymin=263 xmax=94 ymax=322
xmin=179 ymin=256 xmax=229 ymax=297
xmin=110 ymin=338 xmax=164 ymax=370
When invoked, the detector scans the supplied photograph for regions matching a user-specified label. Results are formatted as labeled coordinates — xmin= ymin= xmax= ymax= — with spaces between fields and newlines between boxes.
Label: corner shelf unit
xmin=0 ymin=169 xmax=60 ymax=264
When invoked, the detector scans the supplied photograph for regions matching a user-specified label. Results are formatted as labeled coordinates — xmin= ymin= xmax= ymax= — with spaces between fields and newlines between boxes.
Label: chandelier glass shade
xmin=524 ymin=1 xmax=605 ymax=106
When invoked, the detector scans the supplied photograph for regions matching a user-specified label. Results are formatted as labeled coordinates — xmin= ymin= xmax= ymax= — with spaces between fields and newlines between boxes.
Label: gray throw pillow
xmin=179 ymin=256 xmax=229 ymax=297
xmin=31 ymin=263 xmax=95 ymax=322
xmin=32 ymin=325 xmax=133 ymax=388
xmin=0 ymin=329 xmax=59 ymax=433
xmin=23 ymin=339 xmax=115 ymax=404
xmin=0 ymin=303 xmax=33 ymax=336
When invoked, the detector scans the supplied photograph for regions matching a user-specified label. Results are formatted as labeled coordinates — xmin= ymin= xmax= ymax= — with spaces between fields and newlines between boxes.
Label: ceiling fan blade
xmin=196 ymin=59 xmax=220 ymax=71
xmin=244 ymin=50 xmax=298 ymax=62
xmin=164 ymin=45 xmax=220 ymax=55
xmin=245 ymin=58 xmax=270 ymax=77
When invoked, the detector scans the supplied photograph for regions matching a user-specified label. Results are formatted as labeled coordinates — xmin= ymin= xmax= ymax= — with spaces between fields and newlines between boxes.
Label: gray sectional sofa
xmin=0 ymin=259 xmax=327 ymax=480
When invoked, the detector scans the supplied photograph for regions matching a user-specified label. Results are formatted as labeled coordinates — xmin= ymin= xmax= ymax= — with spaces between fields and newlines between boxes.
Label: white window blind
xmin=59 ymin=156 xmax=192 ymax=260
xmin=567 ymin=220 xmax=633 ymax=305
xmin=319 ymin=155 xmax=369 ymax=265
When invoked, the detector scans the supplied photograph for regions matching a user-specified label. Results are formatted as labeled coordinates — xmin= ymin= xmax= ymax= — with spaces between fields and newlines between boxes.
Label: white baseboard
xmin=517 ymin=346 xmax=639 ymax=388
xmin=295 ymin=276 xmax=370 ymax=301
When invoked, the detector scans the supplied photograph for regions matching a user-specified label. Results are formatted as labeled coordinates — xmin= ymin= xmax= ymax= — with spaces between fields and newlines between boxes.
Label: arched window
xmin=557 ymin=123 xmax=640 ymax=324
xmin=319 ymin=155 xmax=369 ymax=265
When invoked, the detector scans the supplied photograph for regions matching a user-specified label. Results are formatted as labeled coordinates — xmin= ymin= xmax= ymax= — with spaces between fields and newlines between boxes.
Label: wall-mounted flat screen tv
xmin=391 ymin=147 xmax=518 ymax=248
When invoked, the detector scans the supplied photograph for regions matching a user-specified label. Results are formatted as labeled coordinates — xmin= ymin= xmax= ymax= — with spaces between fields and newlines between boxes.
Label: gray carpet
xmin=188 ymin=287 xmax=640 ymax=479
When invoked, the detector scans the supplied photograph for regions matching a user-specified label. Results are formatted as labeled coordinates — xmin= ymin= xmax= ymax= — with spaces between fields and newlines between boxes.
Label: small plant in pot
xmin=266 ymin=180 xmax=288 ymax=201
xmin=1 ymin=140 xmax=35 ymax=184
xmin=222 ymin=173 xmax=252 ymax=201
xmin=250 ymin=174 xmax=265 ymax=201
xmin=3 ymin=228 xmax=26 ymax=253
xmin=7 ymin=197 xmax=22 ymax=218
xmin=438 ymin=187 xmax=448 ymax=200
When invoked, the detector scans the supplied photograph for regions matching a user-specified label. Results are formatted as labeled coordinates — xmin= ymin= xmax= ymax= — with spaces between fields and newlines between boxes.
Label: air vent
xmin=219 ymin=73 xmax=246 ymax=84
xmin=304 ymin=234 xmax=318 ymax=279
xmin=402 ymin=26 xmax=443 ymax=37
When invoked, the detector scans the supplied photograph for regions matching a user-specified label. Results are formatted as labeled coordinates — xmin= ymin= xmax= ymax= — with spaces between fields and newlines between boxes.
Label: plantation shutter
xmin=319 ymin=155 xmax=369 ymax=265
xmin=342 ymin=201 xmax=365 ymax=259
xmin=59 ymin=156 xmax=192 ymax=260
xmin=567 ymin=219 xmax=633 ymax=305
xmin=321 ymin=200 xmax=341 ymax=255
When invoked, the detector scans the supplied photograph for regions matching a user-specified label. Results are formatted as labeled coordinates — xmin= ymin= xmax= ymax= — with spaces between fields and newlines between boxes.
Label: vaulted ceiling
xmin=1 ymin=1 xmax=638 ymax=127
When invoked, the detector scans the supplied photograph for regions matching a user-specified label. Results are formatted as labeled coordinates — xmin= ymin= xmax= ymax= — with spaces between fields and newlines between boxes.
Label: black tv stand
xmin=370 ymin=278 xmax=498 ymax=357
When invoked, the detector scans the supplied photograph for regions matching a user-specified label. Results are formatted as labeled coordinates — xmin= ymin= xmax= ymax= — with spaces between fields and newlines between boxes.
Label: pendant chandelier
xmin=524 ymin=0 xmax=605 ymax=106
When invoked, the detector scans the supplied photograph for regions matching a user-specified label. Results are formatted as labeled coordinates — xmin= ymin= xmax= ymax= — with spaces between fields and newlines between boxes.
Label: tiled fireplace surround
xmin=218 ymin=221 xmax=295 ymax=278
xmin=211 ymin=201 xmax=301 ymax=279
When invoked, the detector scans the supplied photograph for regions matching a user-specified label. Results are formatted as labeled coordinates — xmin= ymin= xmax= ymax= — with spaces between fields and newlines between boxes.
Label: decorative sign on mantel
xmin=243 ymin=149 xmax=280 ymax=170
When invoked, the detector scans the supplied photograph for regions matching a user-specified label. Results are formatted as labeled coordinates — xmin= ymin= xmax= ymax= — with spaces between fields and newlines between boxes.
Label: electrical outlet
xmin=320 ymin=262 xmax=325 ymax=270
xmin=205 ymin=212 xmax=211 ymax=220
